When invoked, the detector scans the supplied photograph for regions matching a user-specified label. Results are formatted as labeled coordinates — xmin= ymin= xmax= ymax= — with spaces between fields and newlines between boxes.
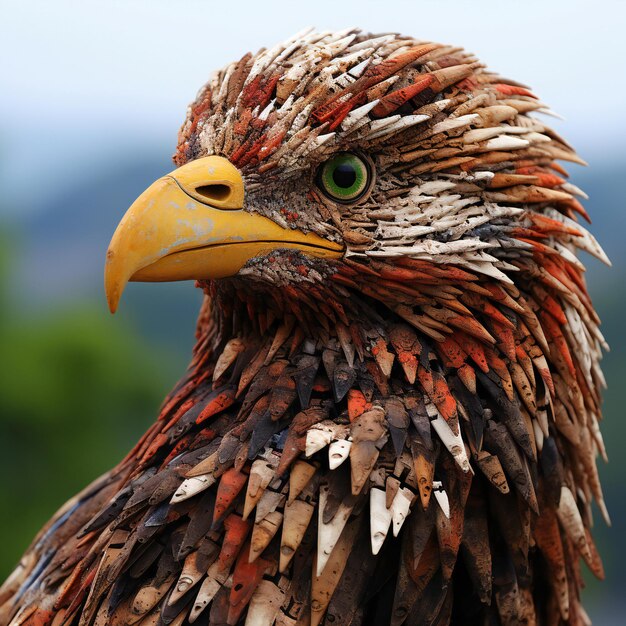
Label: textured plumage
xmin=0 ymin=28 xmax=609 ymax=626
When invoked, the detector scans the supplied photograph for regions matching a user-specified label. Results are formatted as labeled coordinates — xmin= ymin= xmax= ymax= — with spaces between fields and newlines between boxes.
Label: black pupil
xmin=332 ymin=163 xmax=357 ymax=189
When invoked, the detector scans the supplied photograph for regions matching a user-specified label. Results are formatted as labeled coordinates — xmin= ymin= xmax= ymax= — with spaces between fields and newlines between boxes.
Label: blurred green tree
xmin=0 ymin=230 xmax=177 ymax=576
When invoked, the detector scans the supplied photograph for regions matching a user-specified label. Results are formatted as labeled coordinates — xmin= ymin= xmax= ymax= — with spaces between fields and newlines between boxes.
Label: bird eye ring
xmin=317 ymin=152 xmax=372 ymax=203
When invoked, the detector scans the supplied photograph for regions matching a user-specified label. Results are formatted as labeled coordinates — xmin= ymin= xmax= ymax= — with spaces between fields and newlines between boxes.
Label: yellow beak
xmin=104 ymin=155 xmax=343 ymax=313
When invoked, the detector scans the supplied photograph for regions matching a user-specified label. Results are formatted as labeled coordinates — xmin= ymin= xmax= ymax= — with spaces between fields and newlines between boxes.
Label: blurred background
xmin=0 ymin=0 xmax=624 ymax=622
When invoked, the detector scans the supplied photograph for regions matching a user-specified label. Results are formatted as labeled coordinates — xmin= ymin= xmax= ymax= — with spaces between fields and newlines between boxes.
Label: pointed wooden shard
xmin=322 ymin=346 xmax=339 ymax=380
xmin=372 ymin=338 xmax=395 ymax=378
xmin=391 ymin=487 xmax=414 ymax=536
xmin=293 ymin=354 xmax=320 ymax=409
xmin=369 ymin=487 xmax=392 ymax=555
xmin=196 ymin=387 xmax=237 ymax=425
xmin=265 ymin=319 xmax=295 ymax=365
xmin=216 ymin=514 xmax=251 ymax=577
xmin=305 ymin=421 xmax=349 ymax=458
xmin=429 ymin=408 xmax=471 ymax=473
xmin=485 ymin=421 xmax=538 ymax=513
xmin=412 ymin=448 xmax=435 ymax=510
xmin=213 ymin=338 xmax=245 ymax=382
xmin=349 ymin=407 xmax=388 ymax=494
xmin=244 ymin=580 xmax=285 ymax=626
xmin=243 ymin=458 xmax=277 ymax=520
xmin=269 ymin=371 xmax=297 ymax=421
xmin=349 ymin=441 xmax=380 ymax=496
xmin=288 ymin=460 xmax=317 ymax=503
xmin=385 ymin=474 xmax=401 ymax=508
xmin=237 ymin=341 xmax=271 ymax=397
xmin=333 ymin=360 xmax=357 ymax=402
xmin=213 ymin=468 xmax=248 ymax=528
xmin=475 ymin=450 xmax=509 ymax=494
xmin=305 ymin=428 xmax=333 ymax=457
xmin=317 ymin=484 xmax=354 ymax=576
xmin=171 ymin=473 xmax=216 ymax=504
xmin=280 ymin=499 xmax=315 ymax=572
xmin=389 ymin=323 xmax=421 ymax=384
xmin=384 ymin=397 xmax=409 ymax=457
xmin=130 ymin=577 xmax=174 ymax=623
xmin=336 ymin=323 xmax=355 ymax=367
xmin=347 ymin=388 xmax=371 ymax=421
xmin=249 ymin=511 xmax=283 ymax=562
xmin=168 ymin=551 xmax=205 ymax=606
xmin=186 ymin=450 xmax=220 ymax=478
xmin=254 ymin=490 xmax=285 ymax=524
xmin=457 ymin=364 xmax=476 ymax=394
xmin=557 ymin=486 xmax=592 ymax=561
xmin=311 ymin=520 xmax=359 ymax=626
xmin=228 ymin=545 xmax=271 ymax=626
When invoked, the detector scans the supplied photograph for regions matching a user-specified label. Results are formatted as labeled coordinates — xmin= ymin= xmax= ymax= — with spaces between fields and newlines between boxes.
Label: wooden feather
xmin=0 ymin=27 xmax=609 ymax=626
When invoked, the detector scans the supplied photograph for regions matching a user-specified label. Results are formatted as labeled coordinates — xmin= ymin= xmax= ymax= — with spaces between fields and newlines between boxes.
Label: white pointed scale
xmin=328 ymin=439 xmax=351 ymax=470
xmin=363 ymin=114 xmax=401 ymax=137
xmin=484 ymin=134 xmax=529 ymax=151
xmin=188 ymin=577 xmax=221 ymax=623
xmin=170 ymin=473 xmax=215 ymax=504
xmin=390 ymin=487 xmax=414 ymax=537
xmin=316 ymin=484 xmax=354 ymax=576
xmin=305 ymin=428 xmax=333 ymax=457
xmin=341 ymin=99 xmax=379 ymax=132
xmin=463 ymin=126 xmax=515 ymax=144
xmin=369 ymin=487 xmax=392 ymax=555
xmin=365 ymin=114 xmax=430 ymax=141
xmin=305 ymin=421 xmax=348 ymax=457
xmin=430 ymin=113 xmax=479 ymax=135
xmin=429 ymin=409 xmax=471 ymax=473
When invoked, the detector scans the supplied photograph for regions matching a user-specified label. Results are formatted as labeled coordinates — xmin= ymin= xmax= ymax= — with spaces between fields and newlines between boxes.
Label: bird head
xmin=105 ymin=28 xmax=604 ymax=342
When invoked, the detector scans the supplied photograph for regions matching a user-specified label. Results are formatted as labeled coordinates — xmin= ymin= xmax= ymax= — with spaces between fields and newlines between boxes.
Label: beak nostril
xmin=195 ymin=183 xmax=231 ymax=203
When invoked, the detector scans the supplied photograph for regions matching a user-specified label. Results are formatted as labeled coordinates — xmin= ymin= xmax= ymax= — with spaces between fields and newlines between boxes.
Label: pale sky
xmin=1 ymin=0 xmax=625 ymax=214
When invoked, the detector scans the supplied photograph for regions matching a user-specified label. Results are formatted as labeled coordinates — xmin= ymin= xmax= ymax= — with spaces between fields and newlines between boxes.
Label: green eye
xmin=318 ymin=152 xmax=371 ymax=203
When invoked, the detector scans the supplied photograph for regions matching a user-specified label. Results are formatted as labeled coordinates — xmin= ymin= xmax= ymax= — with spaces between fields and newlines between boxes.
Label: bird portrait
xmin=0 ymin=27 xmax=610 ymax=626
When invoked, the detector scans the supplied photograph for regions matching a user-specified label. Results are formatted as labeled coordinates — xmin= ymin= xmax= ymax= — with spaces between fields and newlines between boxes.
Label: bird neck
xmin=192 ymin=257 xmax=490 ymax=361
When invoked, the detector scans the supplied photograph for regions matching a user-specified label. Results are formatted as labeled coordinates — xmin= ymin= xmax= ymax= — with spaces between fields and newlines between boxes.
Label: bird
xmin=0 ymin=27 xmax=610 ymax=626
